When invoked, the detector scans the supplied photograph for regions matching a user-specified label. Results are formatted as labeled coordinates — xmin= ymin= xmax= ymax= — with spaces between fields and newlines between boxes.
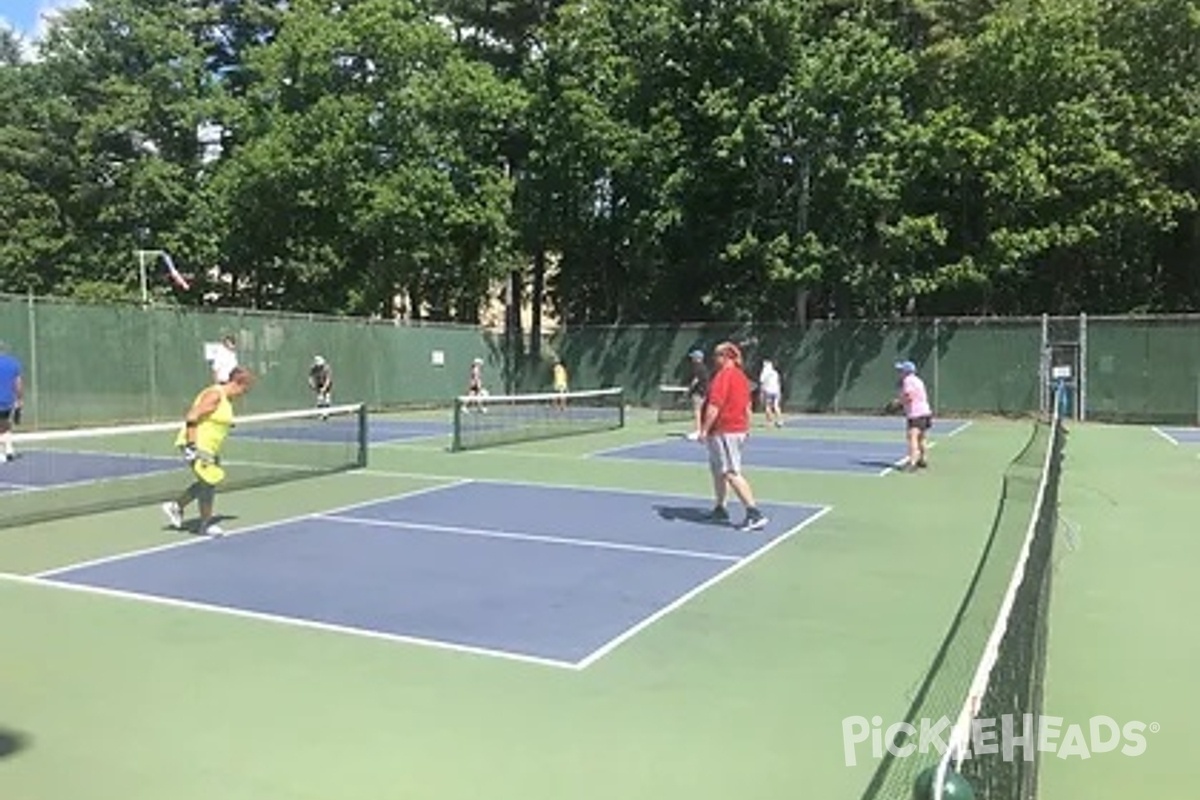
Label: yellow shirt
xmin=174 ymin=384 xmax=234 ymax=456
xmin=553 ymin=364 xmax=568 ymax=390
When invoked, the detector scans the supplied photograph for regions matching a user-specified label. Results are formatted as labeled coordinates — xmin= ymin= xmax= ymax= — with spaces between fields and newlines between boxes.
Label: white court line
xmin=945 ymin=420 xmax=974 ymax=438
xmin=588 ymin=437 xmax=905 ymax=457
xmin=33 ymin=479 xmax=471 ymax=579
xmin=318 ymin=514 xmax=741 ymax=563
xmin=574 ymin=505 xmax=834 ymax=669
xmin=1151 ymin=426 xmax=1180 ymax=446
xmin=582 ymin=449 xmax=899 ymax=479
xmin=0 ymin=571 xmax=576 ymax=671
xmin=877 ymin=434 xmax=959 ymax=477
xmin=352 ymin=468 xmax=833 ymax=507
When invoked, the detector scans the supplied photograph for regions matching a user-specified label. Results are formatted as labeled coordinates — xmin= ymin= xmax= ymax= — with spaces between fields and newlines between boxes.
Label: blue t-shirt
xmin=0 ymin=353 xmax=21 ymax=408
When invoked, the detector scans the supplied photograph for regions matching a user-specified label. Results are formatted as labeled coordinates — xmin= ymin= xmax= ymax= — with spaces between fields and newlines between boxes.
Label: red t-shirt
xmin=705 ymin=364 xmax=752 ymax=434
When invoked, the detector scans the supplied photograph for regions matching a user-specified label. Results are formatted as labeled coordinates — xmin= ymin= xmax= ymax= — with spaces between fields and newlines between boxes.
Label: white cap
xmin=313 ymin=355 xmax=326 ymax=365
xmin=473 ymin=357 xmax=484 ymax=365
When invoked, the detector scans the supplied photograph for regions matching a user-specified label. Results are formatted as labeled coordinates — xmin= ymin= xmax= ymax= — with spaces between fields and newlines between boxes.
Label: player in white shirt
xmin=210 ymin=335 xmax=239 ymax=384
xmin=758 ymin=358 xmax=783 ymax=427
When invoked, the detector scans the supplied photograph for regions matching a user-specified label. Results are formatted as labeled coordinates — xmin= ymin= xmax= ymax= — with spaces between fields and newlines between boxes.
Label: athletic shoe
xmin=740 ymin=510 xmax=769 ymax=531
xmin=204 ymin=524 xmax=225 ymax=538
xmin=161 ymin=501 xmax=183 ymax=530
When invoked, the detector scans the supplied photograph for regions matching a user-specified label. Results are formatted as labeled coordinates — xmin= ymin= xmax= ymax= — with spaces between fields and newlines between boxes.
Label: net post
xmin=356 ymin=402 xmax=369 ymax=467
xmin=452 ymin=396 xmax=463 ymax=451
xmin=618 ymin=388 xmax=626 ymax=428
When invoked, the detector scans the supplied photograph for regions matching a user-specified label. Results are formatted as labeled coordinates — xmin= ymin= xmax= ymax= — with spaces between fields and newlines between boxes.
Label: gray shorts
xmin=707 ymin=432 xmax=747 ymax=476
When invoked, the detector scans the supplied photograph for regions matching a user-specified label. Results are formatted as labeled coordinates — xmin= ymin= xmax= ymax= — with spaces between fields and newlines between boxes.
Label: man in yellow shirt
xmin=162 ymin=366 xmax=255 ymax=537
xmin=552 ymin=357 xmax=569 ymax=411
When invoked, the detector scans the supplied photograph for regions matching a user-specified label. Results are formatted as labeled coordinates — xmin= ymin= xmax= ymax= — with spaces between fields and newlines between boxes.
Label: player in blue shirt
xmin=0 ymin=341 xmax=24 ymax=462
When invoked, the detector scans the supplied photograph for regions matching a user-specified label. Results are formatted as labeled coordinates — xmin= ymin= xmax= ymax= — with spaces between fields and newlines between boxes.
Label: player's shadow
xmin=167 ymin=514 xmax=241 ymax=536
xmin=0 ymin=728 xmax=30 ymax=760
xmin=653 ymin=505 xmax=731 ymax=528
xmin=857 ymin=459 xmax=908 ymax=470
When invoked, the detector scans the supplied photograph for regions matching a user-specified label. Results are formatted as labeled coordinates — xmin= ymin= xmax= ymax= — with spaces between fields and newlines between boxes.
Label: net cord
xmin=934 ymin=389 xmax=1061 ymax=799
xmin=453 ymin=387 xmax=622 ymax=406
xmin=12 ymin=403 xmax=366 ymax=445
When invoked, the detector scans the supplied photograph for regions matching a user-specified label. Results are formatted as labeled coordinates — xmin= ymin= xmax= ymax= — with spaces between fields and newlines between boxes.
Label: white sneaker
xmin=204 ymin=524 xmax=225 ymax=538
xmin=161 ymin=502 xmax=183 ymax=530
xmin=685 ymin=431 xmax=699 ymax=441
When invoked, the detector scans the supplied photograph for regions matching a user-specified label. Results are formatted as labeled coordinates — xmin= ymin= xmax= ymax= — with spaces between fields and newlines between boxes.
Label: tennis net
xmin=656 ymin=384 xmax=695 ymax=424
xmin=452 ymin=387 xmax=624 ymax=451
xmin=859 ymin=390 xmax=1065 ymax=800
xmin=1 ymin=403 xmax=368 ymax=531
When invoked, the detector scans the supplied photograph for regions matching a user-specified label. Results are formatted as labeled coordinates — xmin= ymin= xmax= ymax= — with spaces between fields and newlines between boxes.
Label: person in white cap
xmin=210 ymin=334 xmax=239 ymax=384
xmin=891 ymin=360 xmax=932 ymax=470
xmin=466 ymin=357 xmax=488 ymax=413
xmin=308 ymin=355 xmax=333 ymax=418
xmin=758 ymin=357 xmax=783 ymax=427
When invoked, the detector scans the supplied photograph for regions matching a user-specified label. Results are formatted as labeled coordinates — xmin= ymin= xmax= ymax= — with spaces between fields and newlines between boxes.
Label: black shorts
xmin=907 ymin=415 xmax=933 ymax=432
xmin=0 ymin=407 xmax=14 ymax=425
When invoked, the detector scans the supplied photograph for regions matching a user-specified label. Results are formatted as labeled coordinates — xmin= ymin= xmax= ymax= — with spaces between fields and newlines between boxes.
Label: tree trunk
xmin=530 ymin=248 xmax=545 ymax=360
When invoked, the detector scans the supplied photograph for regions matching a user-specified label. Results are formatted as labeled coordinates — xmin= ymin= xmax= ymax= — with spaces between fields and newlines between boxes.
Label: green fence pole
xmin=26 ymin=290 xmax=38 ymax=429
xmin=933 ymin=317 xmax=940 ymax=413
xmin=1079 ymin=313 xmax=1087 ymax=421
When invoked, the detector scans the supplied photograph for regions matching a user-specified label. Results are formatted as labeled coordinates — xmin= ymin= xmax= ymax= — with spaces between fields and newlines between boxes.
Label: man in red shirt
xmin=699 ymin=341 xmax=768 ymax=531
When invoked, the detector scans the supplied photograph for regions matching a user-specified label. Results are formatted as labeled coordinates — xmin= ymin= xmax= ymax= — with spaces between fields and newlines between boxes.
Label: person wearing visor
xmin=162 ymin=366 xmax=256 ymax=537
xmin=891 ymin=359 xmax=932 ymax=471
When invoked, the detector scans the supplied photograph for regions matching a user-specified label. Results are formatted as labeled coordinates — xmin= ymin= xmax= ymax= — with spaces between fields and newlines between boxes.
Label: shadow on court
xmin=857 ymin=459 xmax=904 ymax=470
xmin=0 ymin=728 xmax=30 ymax=759
xmin=162 ymin=514 xmax=241 ymax=535
xmin=653 ymin=505 xmax=729 ymax=527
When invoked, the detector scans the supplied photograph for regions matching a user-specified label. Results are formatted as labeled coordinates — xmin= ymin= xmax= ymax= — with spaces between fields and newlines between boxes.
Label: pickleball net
xmin=859 ymin=388 xmax=1065 ymax=800
xmin=656 ymin=384 xmax=695 ymax=424
xmin=1 ymin=403 xmax=368 ymax=531
xmin=451 ymin=387 xmax=624 ymax=451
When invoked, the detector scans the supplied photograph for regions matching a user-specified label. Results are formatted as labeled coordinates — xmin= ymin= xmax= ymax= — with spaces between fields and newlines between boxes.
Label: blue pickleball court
xmin=37 ymin=481 xmax=829 ymax=668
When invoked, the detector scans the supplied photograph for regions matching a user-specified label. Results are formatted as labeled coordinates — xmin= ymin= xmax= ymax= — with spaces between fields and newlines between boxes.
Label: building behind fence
xmin=1 ymin=293 xmax=1195 ymax=429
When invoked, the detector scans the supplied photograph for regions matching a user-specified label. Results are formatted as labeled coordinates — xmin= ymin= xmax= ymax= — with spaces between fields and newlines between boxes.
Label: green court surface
xmin=1040 ymin=423 xmax=1200 ymax=798
xmin=0 ymin=410 xmax=1192 ymax=799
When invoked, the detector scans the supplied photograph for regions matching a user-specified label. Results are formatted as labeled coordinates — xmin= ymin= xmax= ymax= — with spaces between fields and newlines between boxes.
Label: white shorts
xmin=707 ymin=432 xmax=747 ymax=476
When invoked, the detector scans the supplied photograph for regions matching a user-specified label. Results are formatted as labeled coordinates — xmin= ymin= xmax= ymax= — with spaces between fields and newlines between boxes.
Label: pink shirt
xmin=901 ymin=374 xmax=932 ymax=419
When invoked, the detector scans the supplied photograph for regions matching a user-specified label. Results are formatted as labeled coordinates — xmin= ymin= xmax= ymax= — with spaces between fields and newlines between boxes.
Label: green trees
xmin=1 ymin=0 xmax=1197 ymax=320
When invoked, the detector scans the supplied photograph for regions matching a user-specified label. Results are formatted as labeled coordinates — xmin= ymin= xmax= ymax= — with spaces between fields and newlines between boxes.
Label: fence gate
xmin=1041 ymin=315 xmax=1087 ymax=420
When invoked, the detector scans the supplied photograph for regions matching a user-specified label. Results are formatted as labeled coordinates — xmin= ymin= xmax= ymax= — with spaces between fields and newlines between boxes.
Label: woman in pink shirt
xmin=894 ymin=360 xmax=932 ymax=470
